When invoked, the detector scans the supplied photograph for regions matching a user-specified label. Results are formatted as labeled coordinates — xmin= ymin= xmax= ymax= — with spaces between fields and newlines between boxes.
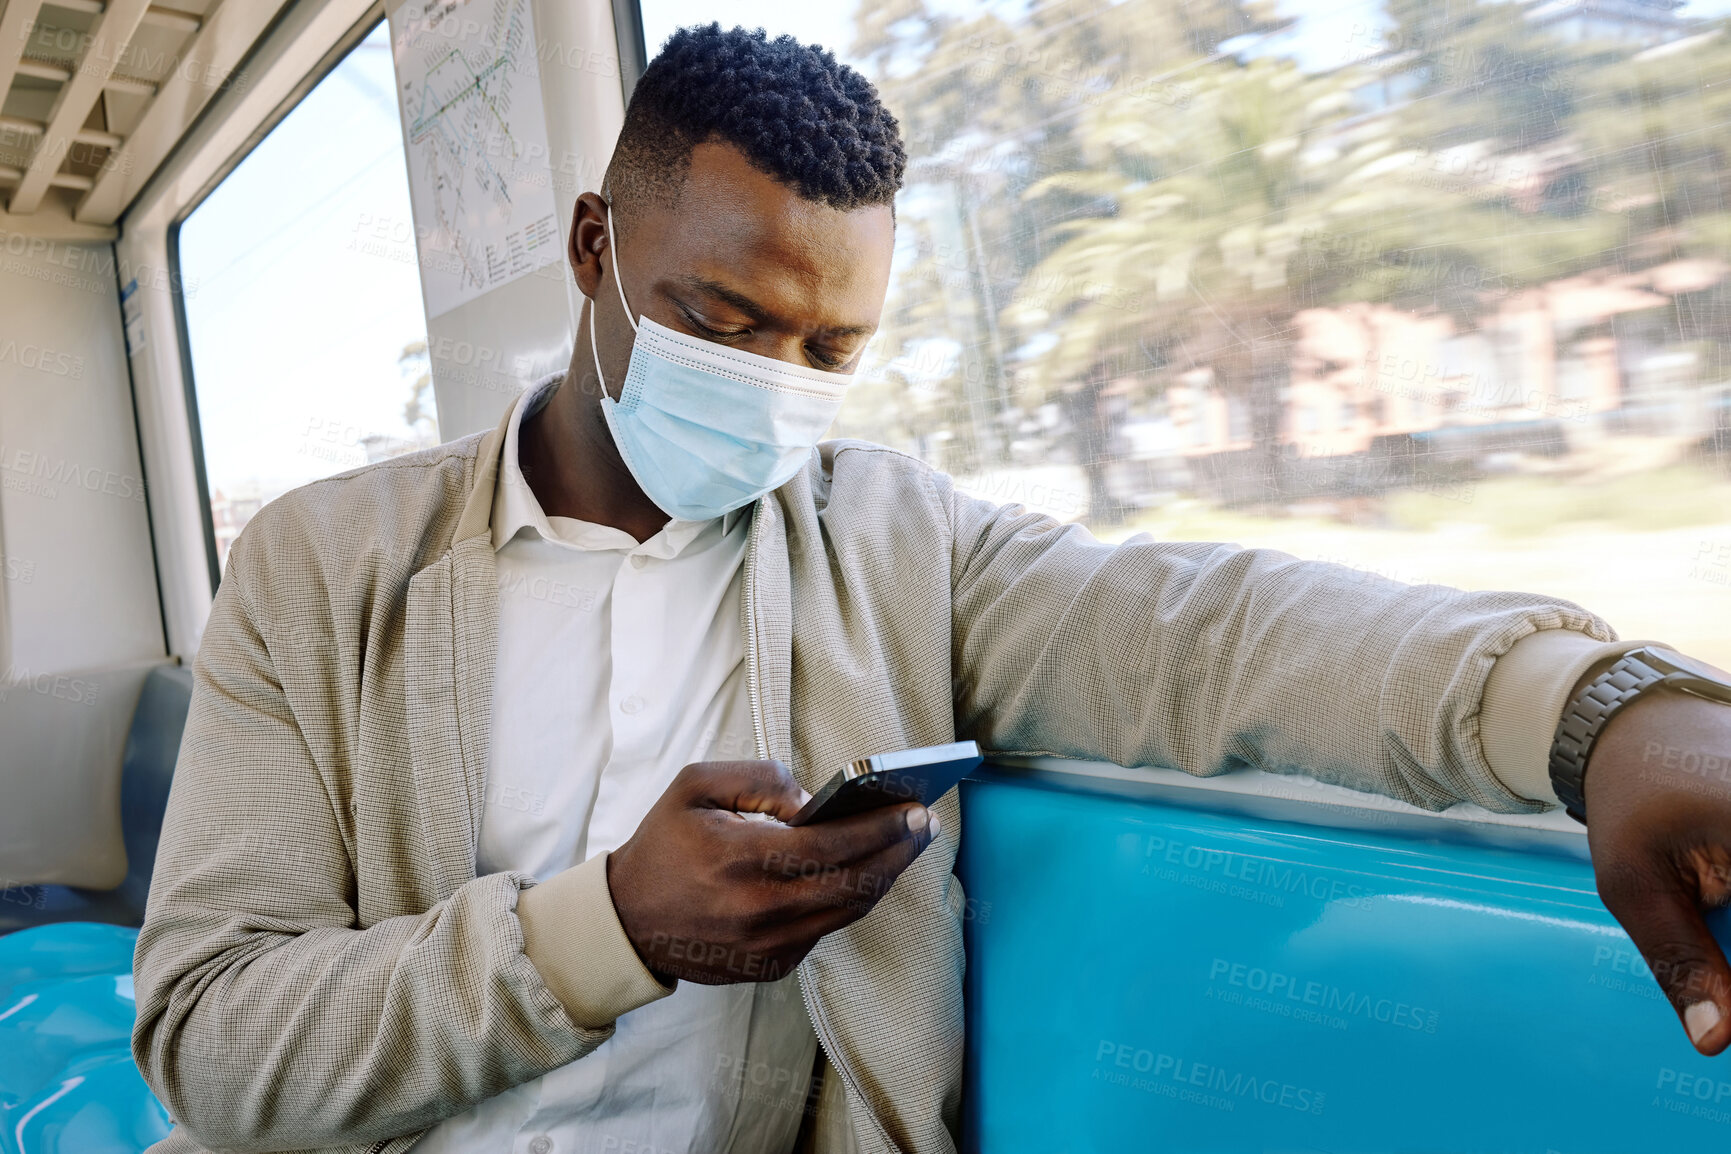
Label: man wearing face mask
xmin=135 ymin=22 xmax=1731 ymax=1154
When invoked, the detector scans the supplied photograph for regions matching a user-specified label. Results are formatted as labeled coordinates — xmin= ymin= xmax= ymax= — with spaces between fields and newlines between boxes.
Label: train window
xmin=176 ymin=20 xmax=431 ymax=572
xmin=638 ymin=0 xmax=1731 ymax=670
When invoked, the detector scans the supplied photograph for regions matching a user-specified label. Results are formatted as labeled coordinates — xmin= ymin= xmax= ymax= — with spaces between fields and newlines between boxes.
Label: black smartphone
xmin=787 ymin=741 xmax=983 ymax=826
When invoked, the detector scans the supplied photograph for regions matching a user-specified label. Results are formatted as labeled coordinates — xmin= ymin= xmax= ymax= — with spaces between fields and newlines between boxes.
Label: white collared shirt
xmin=417 ymin=378 xmax=817 ymax=1154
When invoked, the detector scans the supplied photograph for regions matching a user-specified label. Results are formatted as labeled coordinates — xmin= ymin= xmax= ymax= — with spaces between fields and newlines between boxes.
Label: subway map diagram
xmin=390 ymin=0 xmax=561 ymax=318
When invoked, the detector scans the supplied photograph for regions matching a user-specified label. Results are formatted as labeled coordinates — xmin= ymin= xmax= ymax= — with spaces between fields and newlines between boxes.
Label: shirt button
xmin=620 ymin=695 xmax=645 ymax=715
xmin=529 ymin=1137 xmax=553 ymax=1154
xmin=630 ymin=554 xmax=647 ymax=569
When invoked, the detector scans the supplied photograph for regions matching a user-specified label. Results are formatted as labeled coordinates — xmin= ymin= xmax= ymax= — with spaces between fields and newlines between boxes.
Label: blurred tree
xmin=1383 ymin=0 xmax=1582 ymax=150
xmin=1005 ymin=51 xmax=1470 ymax=484
xmin=1570 ymin=25 xmax=1731 ymax=377
xmin=841 ymin=0 xmax=1731 ymax=499
xmin=846 ymin=0 xmax=1287 ymax=471
xmin=399 ymin=339 xmax=437 ymax=442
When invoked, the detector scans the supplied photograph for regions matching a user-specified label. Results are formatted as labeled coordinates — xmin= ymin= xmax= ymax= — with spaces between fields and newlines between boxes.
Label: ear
xmin=569 ymin=191 xmax=610 ymax=300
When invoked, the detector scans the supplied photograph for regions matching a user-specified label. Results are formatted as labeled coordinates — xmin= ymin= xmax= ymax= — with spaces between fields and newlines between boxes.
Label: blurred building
xmin=208 ymin=484 xmax=265 ymax=565
xmin=1103 ymin=257 xmax=1727 ymax=507
xmin=1527 ymin=0 xmax=1693 ymax=46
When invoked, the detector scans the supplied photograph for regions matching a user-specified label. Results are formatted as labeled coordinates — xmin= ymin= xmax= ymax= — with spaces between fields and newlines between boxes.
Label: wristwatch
xmin=1549 ymin=645 xmax=1731 ymax=823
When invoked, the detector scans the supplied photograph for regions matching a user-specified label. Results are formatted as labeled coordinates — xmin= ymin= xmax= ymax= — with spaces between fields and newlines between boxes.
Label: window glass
xmin=178 ymin=20 xmax=432 ymax=570
xmin=640 ymin=0 xmax=1731 ymax=670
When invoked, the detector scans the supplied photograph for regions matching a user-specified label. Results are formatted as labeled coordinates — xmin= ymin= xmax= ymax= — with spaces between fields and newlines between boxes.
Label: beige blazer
xmin=133 ymin=378 xmax=1614 ymax=1154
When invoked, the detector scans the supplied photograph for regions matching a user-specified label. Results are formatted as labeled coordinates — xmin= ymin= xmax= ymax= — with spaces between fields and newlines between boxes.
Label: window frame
xmin=614 ymin=0 xmax=649 ymax=98
xmin=167 ymin=4 xmax=389 ymax=595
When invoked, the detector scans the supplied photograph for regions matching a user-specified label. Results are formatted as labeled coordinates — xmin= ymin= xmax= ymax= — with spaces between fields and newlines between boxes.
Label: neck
xmin=518 ymin=315 xmax=671 ymax=544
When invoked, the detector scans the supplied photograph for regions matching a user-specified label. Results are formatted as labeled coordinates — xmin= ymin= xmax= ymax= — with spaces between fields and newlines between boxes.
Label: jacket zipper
xmin=743 ymin=501 xmax=900 ymax=1152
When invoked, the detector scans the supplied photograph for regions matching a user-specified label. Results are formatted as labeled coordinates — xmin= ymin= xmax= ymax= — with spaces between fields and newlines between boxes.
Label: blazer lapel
xmin=747 ymin=497 xmax=801 ymax=785
xmin=449 ymin=535 xmax=501 ymax=851
xmin=404 ymin=555 xmax=478 ymax=901
xmin=402 ymin=398 xmax=514 ymax=900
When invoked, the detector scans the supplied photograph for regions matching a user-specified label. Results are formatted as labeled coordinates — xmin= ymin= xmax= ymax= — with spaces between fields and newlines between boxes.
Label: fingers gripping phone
xmin=787 ymin=741 xmax=983 ymax=826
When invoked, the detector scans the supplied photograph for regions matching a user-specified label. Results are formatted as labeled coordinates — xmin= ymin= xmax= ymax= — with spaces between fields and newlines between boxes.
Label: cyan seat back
xmin=958 ymin=766 xmax=1731 ymax=1153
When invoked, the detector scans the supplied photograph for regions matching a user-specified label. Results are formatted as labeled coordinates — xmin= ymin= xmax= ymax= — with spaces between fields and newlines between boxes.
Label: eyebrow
xmin=677 ymin=275 xmax=876 ymax=338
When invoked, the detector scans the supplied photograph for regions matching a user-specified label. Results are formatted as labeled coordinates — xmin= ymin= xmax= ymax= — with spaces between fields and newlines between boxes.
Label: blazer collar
xmin=450 ymin=385 xmax=525 ymax=549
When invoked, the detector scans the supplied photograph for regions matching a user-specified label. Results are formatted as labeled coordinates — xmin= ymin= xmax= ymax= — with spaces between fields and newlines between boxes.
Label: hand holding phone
xmin=607 ymin=757 xmax=941 ymax=985
xmin=788 ymin=740 xmax=982 ymax=826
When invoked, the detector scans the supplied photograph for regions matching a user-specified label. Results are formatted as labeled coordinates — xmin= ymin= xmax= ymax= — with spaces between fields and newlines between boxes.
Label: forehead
xmin=632 ymin=142 xmax=894 ymax=324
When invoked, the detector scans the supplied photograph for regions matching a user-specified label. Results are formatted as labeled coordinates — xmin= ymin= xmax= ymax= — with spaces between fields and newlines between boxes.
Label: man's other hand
xmin=1585 ymin=687 xmax=1731 ymax=1055
xmin=606 ymin=759 xmax=938 ymax=985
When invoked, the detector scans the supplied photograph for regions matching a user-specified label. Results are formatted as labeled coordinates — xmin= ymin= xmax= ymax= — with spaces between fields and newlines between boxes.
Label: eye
xmin=680 ymin=306 xmax=748 ymax=342
xmin=806 ymin=346 xmax=848 ymax=371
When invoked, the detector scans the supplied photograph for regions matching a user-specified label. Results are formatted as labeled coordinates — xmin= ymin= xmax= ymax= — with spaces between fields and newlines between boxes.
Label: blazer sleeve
xmin=130 ymin=542 xmax=611 ymax=1153
xmin=942 ymin=478 xmax=1616 ymax=814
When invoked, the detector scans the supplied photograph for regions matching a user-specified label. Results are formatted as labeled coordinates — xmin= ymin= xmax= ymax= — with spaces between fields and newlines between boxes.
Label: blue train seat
xmin=0 ymin=665 xmax=193 ymax=936
xmin=0 ymin=665 xmax=188 ymax=1151
xmin=957 ymin=763 xmax=1731 ymax=1153
xmin=0 ymin=923 xmax=172 ymax=1154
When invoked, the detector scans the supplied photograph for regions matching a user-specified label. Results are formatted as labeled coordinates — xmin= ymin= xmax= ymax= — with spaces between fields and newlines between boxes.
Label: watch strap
xmin=1549 ymin=650 xmax=1668 ymax=822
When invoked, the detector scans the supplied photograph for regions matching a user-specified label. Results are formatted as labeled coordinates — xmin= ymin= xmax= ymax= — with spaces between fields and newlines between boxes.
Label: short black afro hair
xmin=604 ymin=24 xmax=905 ymax=220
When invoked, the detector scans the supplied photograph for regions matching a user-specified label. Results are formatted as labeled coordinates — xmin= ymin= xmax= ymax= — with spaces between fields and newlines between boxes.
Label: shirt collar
xmin=490 ymin=374 xmax=748 ymax=555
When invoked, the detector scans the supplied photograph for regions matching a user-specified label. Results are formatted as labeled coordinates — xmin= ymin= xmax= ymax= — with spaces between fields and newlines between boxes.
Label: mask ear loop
xmin=588 ymin=202 xmax=638 ymax=397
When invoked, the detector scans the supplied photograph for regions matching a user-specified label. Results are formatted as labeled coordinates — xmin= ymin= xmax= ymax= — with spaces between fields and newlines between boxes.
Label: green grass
xmin=1101 ymin=462 xmax=1731 ymax=546
xmin=1386 ymin=464 xmax=1731 ymax=537
xmin=1109 ymin=501 xmax=1367 ymax=547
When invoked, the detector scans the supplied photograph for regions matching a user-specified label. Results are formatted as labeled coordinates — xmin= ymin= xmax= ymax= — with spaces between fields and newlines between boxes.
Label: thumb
xmin=1597 ymin=858 xmax=1731 ymax=1055
xmin=674 ymin=759 xmax=811 ymax=822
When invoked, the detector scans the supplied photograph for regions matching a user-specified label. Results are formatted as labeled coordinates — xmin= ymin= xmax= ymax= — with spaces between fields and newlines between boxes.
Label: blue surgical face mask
xmin=589 ymin=205 xmax=853 ymax=522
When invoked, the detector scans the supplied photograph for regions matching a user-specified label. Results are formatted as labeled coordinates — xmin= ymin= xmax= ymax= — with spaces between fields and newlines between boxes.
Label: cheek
xmin=586 ymin=295 xmax=637 ymax=401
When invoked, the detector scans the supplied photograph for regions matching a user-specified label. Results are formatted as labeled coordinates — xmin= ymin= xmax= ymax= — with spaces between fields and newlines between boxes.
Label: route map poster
xmin=388 ymin=0 xmax=562 ymax=318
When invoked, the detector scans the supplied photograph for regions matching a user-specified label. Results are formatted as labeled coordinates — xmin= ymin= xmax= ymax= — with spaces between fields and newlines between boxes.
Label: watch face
xmin=1643 ymin=647 xmax=1731 ymax=699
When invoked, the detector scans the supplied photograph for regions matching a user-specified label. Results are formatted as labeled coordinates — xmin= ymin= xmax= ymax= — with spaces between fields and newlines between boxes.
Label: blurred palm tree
xmin=847 ymin=0 xmax=1288 ymax=471
xmin=1006 ymin=52 xmax=1462 ymax=475
xmin=847 ymin=0 xmax=1731 ymax=493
